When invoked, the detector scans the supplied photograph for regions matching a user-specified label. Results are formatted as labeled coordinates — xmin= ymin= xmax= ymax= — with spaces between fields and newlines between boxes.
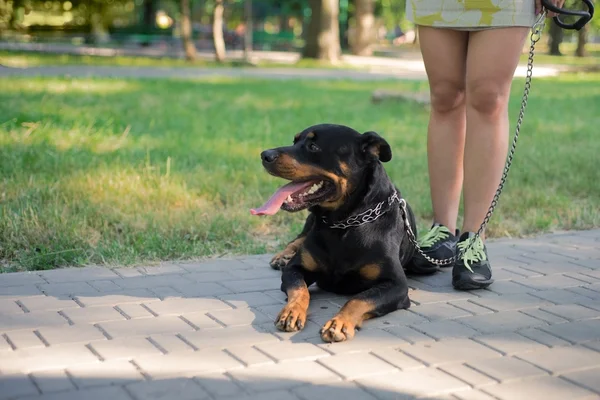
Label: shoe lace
xmin=417 ymin=225 xmax=451 ymax=247
xmin=457 ymin=236 xmax=487 ymax=273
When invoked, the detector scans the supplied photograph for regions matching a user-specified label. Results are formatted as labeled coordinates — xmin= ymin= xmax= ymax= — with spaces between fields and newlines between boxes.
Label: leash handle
xmin=542 ymin=0 xmax=594 ymax=30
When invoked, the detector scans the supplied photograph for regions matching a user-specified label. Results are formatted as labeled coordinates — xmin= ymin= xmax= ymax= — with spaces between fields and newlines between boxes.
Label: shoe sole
xmin=453 ymin=278 xmax=494 ymax=291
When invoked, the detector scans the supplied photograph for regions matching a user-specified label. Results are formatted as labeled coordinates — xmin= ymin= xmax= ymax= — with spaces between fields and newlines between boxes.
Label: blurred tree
xmin=302 ymin=0 xmax=341 ymax=61
xmin=244 ymin=0 xmax=252 ymax=60
xmin=548 ymin=22 xmax=563 ymax=55
xmin=213 ymin=0 xmax=226 ymax=62
xmin=180 ymin=0 xmax=196 ymax=60
xmin=143 ymin=0 xmax=157 ymax=26
xmin=9 ymin=0 xmax=25 ymax=31
xmin=141 ymin=0 xmax=157 ymax=46
xmin=87 ymin=0 xmax=109 ymax=44
xmin=575 ymin=24 xmax=588 ymax=57
xmin=377 ymin=0 xmax=405 ymax=30
xmin=574 ymin=0 xmax=595 ymax=57
xmin=352 ymin=0 xmax=374 ymax=55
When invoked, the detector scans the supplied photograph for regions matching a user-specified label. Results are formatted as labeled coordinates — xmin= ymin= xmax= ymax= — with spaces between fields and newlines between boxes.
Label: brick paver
xmin=0 ymin=229 xmax=599 ymax=399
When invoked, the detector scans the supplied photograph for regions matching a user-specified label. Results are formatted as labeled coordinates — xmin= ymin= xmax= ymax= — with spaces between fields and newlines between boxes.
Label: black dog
xmin=251 ymin=124 xmax=417 ymax=342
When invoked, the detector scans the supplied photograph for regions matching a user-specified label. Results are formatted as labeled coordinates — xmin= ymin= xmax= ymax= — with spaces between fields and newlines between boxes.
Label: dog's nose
xmin=261 ymin=150 xmax=279 ymax=163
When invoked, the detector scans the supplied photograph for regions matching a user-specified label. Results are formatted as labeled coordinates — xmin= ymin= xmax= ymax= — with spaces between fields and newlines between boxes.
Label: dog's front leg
xmin=275 ymin=262 xmax=317 ymax=332
xmin=270 ymin=214 xmax=315 ymax=270
xmin=320 ymin=280 xmax=410 ymax=343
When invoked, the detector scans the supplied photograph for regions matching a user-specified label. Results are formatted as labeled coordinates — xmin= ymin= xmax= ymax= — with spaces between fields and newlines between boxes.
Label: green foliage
xmin=376 ymin=0 xmax=406 ymax=30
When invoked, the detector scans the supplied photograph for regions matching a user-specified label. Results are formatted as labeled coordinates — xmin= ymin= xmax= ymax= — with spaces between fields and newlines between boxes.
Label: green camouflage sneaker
xmin=404 ymin=223 xmax=458 ymax=275
xmin=452 ymin=232 xmax=494 ymax=290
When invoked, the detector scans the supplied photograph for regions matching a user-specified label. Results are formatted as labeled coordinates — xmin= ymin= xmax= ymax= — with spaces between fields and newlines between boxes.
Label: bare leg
xmin=463 ymin=28 xmax=529 ymax=238
xmin=418 ymin=27 xmax=469 ymax=233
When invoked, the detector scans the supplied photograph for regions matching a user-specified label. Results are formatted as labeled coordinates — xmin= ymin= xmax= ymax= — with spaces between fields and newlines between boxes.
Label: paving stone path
xmin=1 ymin=230 xmax=599 ymax=400
xmin=0 ymin=41 xmax=566 ymax=81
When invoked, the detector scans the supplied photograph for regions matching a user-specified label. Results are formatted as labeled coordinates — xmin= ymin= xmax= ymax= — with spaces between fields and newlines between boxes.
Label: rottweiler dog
xmin=251 ymin=123 xmax=417 ymax=343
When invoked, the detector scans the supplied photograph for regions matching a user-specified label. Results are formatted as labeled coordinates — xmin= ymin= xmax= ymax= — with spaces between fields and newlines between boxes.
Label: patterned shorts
xmin=406 ymin=0 xmax=537 ymax=29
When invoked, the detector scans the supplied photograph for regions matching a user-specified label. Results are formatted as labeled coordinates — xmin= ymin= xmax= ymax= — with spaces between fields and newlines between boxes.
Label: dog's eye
xmin=308 ymin=142 xmax=320 ymax=152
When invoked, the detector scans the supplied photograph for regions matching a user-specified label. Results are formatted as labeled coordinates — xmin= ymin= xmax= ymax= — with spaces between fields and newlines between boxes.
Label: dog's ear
xmin=361 ymin=131 xmax=392 ymax=162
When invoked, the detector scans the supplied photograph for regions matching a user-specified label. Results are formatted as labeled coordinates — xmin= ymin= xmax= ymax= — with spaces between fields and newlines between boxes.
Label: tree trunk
xmin=575 ymin=22 xmax=588 ymax=57
xmin=548 ymin=23 xmax=563 ymax=56
xmin=244 ymin=0 xmax=253 ymax=60
xmin=9 ymin=0 xmax=25 ymax=31
xmin=302 ymin=0 xmax=341 ymax=62
xmin=303 ymin=0 xmax=322 ymax=58
xmin=180 ymin=0 xmax=197 ymax=61
xmin=142 ymin=0 xmax=157 ymax=47
xmin=213 ymin=0 xmax=226 ymax=62
xmin=143 ymin=0 xmax=156 ymax=27
xmin=351 ymin=0 xmax=374 ymax=56
xmin=87 ymin=1 xmax=109 ymax=45
xmin=279 ymin=15 xmax=288 ymax=33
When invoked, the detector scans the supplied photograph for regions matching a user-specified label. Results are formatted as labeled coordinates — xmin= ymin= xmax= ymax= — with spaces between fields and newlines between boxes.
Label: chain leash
xmin=401 ymin=14 xmax=547 ymax=266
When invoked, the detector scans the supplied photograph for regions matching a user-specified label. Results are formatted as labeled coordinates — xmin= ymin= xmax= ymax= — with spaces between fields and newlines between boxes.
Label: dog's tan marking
xmin=300 ymin=247 xmax=318 ymax=271
xmin=339 ymin=161 xmax=351 ymax=177
xmin=320 ymin=299 xmax=376 ymax=342
xmin=360 ymin=264 xmax=381 ymax=280
xmin=270 ymin=236 xmax=306 ymax=269
xmin=276 ymin=285 xmax=310 ymax=332
xmin=285 ymin=236 xmax=305 ymax=254
xmin=368 ymin=145 xmax=381 ymax=159
xmin=306 ymin=132 xmax=315 ymax=139
xmin=320 ymin=173 xmax=349 ymax=210
xmin=275 ymin=154 xmax=311 ymax=179
xmin=270 ymin=154 xmax=349 ymax=210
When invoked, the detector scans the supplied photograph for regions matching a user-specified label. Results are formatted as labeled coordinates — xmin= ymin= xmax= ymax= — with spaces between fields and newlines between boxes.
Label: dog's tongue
xmin=251 ymin=181 xmax=314 ymax=216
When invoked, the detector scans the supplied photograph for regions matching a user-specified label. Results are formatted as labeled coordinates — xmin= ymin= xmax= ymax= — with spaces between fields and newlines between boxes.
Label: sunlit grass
xmin=0 ymin=51 xmax=230 ymax=68
xmin=0 ymin=74 xmax=598 ymax=271
xmin=3 ymin=78 xmax=138 ymax=94
xmin=523 ymin=42 xmax=600 ymax=66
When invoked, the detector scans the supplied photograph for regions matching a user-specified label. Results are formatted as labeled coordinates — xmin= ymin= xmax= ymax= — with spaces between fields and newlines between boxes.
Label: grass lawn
xmin=518 ymin=41 xmax=600 ymax=67
xmin=0 ymin=73 xmax=599 ymax=271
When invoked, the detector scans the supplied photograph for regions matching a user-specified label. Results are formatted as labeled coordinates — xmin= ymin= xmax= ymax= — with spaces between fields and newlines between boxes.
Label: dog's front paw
xmin=270 ymin=248 xmax=296 ymax=270
xmin=275 ymin=302 xmax=307 ymax=332
xmin=320 ymin=316 xmax=357 ymax=343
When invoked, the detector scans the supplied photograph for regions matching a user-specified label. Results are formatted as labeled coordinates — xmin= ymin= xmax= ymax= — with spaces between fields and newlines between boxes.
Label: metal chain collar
xmin=324 ymin=191 xmax=402 ymax=229
xmin=402 ymin=13 xmax=547 ymax=266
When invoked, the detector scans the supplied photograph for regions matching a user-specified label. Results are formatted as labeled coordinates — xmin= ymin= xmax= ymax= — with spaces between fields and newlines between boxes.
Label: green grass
xmin=0 ymin=74 xmax=599 ymax=271
xmin=0 ymin=50 xmax=228 ymax=68
xmin=520 ymin=42 xmax=600 ymax=67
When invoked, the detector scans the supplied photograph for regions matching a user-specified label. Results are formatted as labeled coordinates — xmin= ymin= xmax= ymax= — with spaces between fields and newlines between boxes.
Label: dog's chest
xmin=309 ymin=230 xmax=389 ymax=276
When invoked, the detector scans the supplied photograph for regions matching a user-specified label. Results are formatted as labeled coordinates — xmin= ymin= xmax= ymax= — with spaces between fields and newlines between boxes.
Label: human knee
xmin=429 ymin=82 xmax=465 ymax=114
xmin=467 ymin=80 xmax=508 ymax=117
